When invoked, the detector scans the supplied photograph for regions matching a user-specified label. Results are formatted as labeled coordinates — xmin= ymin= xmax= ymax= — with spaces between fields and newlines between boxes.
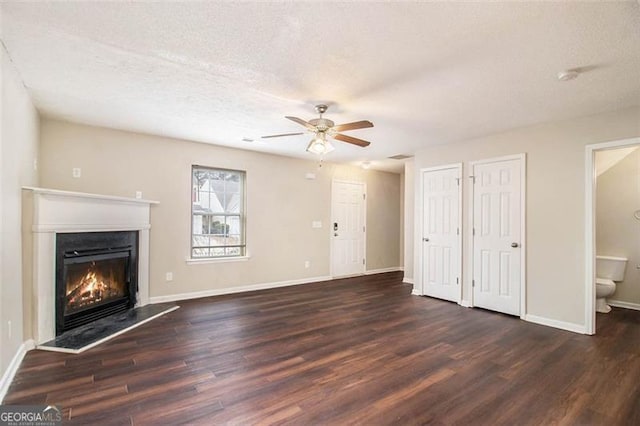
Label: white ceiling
xmin=1 ymin=2 xmax=639 ymax=172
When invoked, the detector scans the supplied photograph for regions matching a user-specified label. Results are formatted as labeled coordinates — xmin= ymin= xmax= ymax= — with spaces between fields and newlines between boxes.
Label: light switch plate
xmin=312 ymin=221 xmax=322 ymax=228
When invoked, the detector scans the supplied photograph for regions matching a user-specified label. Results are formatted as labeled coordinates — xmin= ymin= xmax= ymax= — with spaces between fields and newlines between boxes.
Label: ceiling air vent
xmin=388 ymin=154 xmax=413 ymax=160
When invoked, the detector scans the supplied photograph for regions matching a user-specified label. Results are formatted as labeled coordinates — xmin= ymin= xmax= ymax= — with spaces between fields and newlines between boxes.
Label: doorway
xmin=585 ymin=137 xmax=640 ymax=335
xmin=331 ymin=180 xmax=366 ymax=277
xmin=470 ymin=155 xmax=526 ymax=317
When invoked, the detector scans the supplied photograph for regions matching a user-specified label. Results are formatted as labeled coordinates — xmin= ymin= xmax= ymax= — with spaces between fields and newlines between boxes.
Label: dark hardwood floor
xmin=5 ymin=272 xmax=640 ymax=425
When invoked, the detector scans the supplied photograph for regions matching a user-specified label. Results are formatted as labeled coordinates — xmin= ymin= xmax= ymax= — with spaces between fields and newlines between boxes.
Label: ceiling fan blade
xmin=333 ymin=133 xmax=371 ymax=147
xmin=285 ymin=116 xmax=317 ymax=131
xmin=261 ymin=132 xmax=305 ymax=139
xmin=332 ymin=120 xmax=374 ymax=132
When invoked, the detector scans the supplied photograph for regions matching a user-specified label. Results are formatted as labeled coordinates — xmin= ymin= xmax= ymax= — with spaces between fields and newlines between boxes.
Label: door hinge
xmin=455 ymin=178 xmax=460 ymax=186
xmin=363 ymin=193 xmax=366 ymax=200
xmin=469 ymin=175 xmax=476 ymax=184
xmin=363 ymin=258 xmax=366 ymax=265
xmin=363 ymin=226 xmax=366 ymax=232
xmin=472 ymin=228 xmax=476 ymax=236
xmin=472 ymin=279 xmax=475 ymax=287
xmin=456 ymin=277 xmax=459 ymax=285
xmin=457 ymin=227 xmax=460 ymax=235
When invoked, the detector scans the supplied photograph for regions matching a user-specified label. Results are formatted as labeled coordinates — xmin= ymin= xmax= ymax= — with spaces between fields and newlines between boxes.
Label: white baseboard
xmin=402 ymin=277 xmax=414 ymax=285
xmin=364 ymin=267 xmax=402 ymax=275
xmin=608 ymin=300 xmax=640 ymax=311
xmin=0 ymin=339 xmax=35 ymax=403
xmin=459 ymin=300 xmax=472 ymax=308
xmin=524 ymin=314 xmax=587 ymax=334
xmin=150 ymin=275 xmax=332 ymax=304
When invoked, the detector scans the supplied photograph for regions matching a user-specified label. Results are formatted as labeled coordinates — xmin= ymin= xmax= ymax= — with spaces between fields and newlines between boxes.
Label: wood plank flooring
xmin=5 ymin=272 xmax=640 ymax=425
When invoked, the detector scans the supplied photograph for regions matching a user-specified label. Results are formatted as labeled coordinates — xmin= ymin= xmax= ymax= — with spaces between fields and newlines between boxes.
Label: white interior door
xmin=472 ymin=157 xmax=523 ymax=316
xmin=421 ymin=166 xmax=461 ymax=302
xmin=331 ymin=181 xmax=366 ymax=277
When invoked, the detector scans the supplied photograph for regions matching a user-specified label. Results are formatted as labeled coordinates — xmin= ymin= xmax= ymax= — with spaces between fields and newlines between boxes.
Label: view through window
xmin=191 ymin=166 xmax=245 ymax=258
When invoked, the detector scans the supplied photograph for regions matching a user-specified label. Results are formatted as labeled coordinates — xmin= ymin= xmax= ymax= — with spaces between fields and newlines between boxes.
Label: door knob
xmin=423 ymin=238 xmax=429 ymax=242
xmin=511 ymin=242 xmax=519 ymax=248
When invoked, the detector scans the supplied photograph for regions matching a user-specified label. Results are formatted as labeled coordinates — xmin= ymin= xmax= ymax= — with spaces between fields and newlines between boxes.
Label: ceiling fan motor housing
xmin=308 ymin=118 xmax=335 ymax=131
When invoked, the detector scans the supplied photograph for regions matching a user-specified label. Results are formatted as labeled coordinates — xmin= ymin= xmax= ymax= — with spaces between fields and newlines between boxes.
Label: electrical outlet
xmin=312 ymin=221 xmax=322 ymax=229
xmin=304 ymin=260 xmax=310 ymax=269
xmin=72 ymin=167 xmax=82 ymax=178
xmin=165 ymin=272 xmax=173 ymax=281
xmin=135 ymin=191 xmax=143 ymax=199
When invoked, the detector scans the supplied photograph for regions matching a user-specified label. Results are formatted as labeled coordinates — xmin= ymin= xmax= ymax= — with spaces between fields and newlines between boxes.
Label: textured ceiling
xmin=1 ymin=2 xmax=639 ymax=172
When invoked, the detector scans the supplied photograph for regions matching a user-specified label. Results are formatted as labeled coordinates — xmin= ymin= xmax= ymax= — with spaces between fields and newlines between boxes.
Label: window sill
xmin=186 ymin=255 xmax=251 ymax=265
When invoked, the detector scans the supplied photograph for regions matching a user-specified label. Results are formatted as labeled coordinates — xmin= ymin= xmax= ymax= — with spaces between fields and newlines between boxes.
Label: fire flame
xmin=66 ymin=262 xmax=122 ymax=310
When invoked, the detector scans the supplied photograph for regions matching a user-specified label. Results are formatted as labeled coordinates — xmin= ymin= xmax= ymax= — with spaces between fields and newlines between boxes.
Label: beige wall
xmin=596 ymin=148 xmax=640 ymax=306
xmin=38 ymin=119 xmax=401 ymax=301
xmin=411 ymin=106 xmax=640 ymax=327
xmin=0 ymin=50 xmax=39 ymax=378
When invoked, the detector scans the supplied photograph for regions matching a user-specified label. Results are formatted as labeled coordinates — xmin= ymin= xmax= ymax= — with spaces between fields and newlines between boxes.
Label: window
xmin=191 ymin=166 xmax=245 ymax=258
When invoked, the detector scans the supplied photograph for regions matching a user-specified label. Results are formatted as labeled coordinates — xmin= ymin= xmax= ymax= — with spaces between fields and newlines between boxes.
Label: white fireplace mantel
xmin=23 ymin=187 xmax=159 ymax=344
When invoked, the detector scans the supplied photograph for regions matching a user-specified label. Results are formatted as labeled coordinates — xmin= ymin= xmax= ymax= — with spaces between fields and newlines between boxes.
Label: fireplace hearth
xmin=56 ymin=231 xmax=138 ymax=335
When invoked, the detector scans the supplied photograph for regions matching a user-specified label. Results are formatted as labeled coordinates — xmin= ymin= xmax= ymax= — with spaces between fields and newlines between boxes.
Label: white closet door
xmin=472 ymin=157 xmax=522 ymax=316
xmin=421 ymin=166 xmax=461 ymax=302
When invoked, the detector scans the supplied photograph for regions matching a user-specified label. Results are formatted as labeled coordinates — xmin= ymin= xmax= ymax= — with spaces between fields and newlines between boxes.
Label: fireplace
xmin=56 ymin=231 xmax=138 ymax=334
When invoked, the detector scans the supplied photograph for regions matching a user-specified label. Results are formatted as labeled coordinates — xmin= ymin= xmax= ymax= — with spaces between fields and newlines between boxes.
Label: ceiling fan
xmin=262 ymin=104 xmax=373 ymax=155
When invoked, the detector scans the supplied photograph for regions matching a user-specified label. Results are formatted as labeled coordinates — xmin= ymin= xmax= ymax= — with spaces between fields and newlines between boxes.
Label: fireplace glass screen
xmin=65 ymin=255 xmax=128 ymax=314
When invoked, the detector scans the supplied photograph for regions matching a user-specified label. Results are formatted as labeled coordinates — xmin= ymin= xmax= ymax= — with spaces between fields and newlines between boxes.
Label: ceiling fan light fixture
xmin=306 ymin=134 xmax=334 ymax=155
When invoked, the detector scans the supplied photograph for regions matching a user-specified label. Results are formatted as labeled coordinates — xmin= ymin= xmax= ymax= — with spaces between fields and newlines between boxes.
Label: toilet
xmin=595 ymin=255 xmax=628 ymax=313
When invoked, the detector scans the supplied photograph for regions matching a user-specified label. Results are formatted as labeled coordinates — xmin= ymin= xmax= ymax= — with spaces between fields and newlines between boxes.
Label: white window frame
xmin=190 ymin=165 xmax=246 ymax=260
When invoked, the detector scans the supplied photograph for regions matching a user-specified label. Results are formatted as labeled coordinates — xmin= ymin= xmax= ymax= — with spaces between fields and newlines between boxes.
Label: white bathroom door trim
xmin=417 ymin=163 xmax=463 ymax=303
xmin=584 ymin=137 xmax=640 ymax=336
xmin=468 ymin=154 xmax=526 ymax=318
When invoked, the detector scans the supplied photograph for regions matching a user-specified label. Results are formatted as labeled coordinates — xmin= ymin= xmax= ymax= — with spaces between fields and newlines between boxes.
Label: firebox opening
xmin=65 ymin=253 xmax=128 ymax=314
